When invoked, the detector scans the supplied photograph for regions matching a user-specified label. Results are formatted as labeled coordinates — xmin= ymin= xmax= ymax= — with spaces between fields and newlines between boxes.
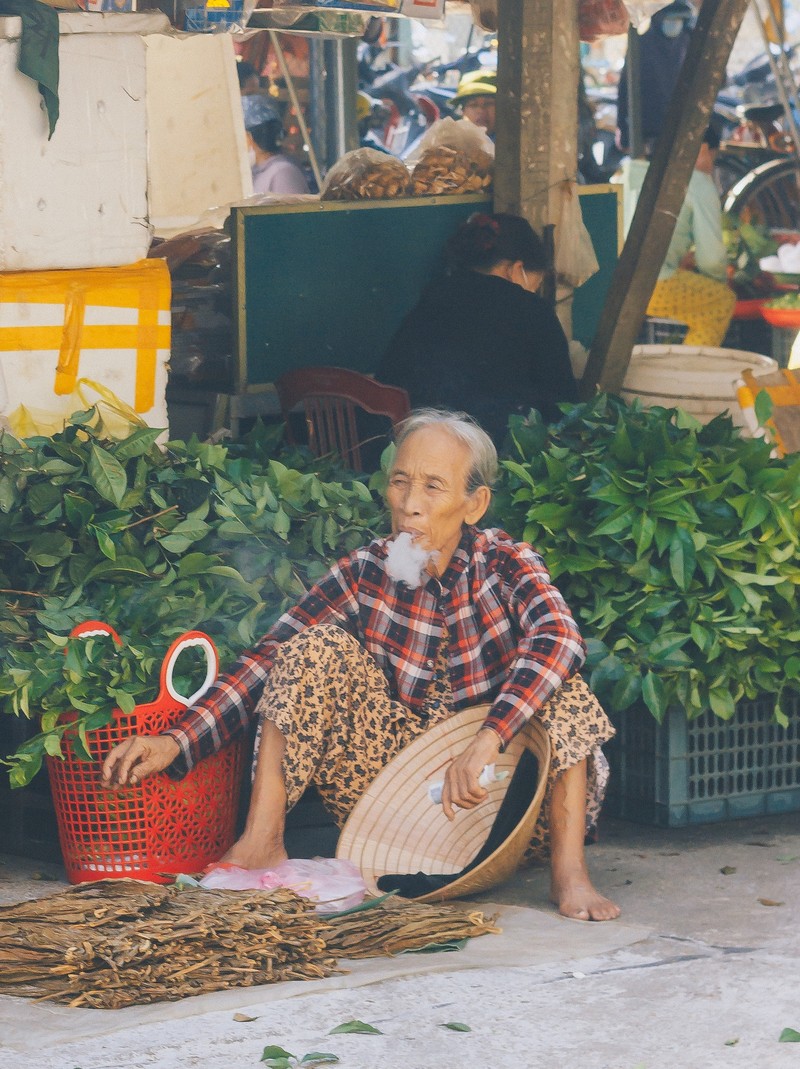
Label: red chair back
xmin=275 ymin=366 xmax=410 ymax=470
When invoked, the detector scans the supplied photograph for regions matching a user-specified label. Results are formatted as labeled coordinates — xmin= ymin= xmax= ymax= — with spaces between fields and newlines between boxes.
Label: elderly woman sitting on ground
xmin=103 ymin=409 xmax=619 ymax=922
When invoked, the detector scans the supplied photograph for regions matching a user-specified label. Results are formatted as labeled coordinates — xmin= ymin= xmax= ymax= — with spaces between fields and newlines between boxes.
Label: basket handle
xmin=69 ymin=620 xmax=123 ymax=645
xmin=160 ymin=631 xmax=219 ymax=708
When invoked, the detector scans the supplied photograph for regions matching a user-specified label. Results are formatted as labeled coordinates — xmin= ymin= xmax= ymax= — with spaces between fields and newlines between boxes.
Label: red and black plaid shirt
xmin=166 ymin=526 xmax=585 ymax=775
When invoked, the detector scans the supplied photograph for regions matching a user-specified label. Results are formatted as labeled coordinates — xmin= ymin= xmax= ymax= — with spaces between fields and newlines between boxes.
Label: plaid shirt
xmin=166 ymin=526 xmax=585 ymax=776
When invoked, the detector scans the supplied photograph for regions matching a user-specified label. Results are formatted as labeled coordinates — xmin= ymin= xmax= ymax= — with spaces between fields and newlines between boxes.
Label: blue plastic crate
xmin=184 ymin=0 xmax=244 ymax=31
xmin=637 ymin=317 xmax=690 ymax=345
xmin=606 ymin=694 xmax=800 ymax=827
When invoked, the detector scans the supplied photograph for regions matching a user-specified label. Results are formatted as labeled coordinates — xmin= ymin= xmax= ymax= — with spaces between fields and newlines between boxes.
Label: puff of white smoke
xmin=385 ymin=531 xmax=436 ymax=588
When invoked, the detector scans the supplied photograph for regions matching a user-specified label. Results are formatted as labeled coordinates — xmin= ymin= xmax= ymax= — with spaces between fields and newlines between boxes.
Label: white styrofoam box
xmin=145 ymin=32 xmax=252 ymax=237
xmin=0 ymin=259 xmax=171 ymax=437
xmin=0 ymin=12 xmax=169 ymax=272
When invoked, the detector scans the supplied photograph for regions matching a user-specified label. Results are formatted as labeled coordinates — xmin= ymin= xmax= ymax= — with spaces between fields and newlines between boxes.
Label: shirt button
xmin=426 ymin=659 xmax=435 ymax=668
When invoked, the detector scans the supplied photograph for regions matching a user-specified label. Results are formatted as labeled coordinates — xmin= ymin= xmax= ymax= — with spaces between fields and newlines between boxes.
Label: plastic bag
xmin=554 ymin=181 xmax=600 ymax=288
xmin=7 ymin=377 xmax=149 ymax=440
xmin=199 ymin=857 xmax=367 ymax=913
xmin=622 ymin=0 xmax=676 ymax=30
xmin=469 ymin=0 xmax=497 ymax=32
xmin=320 ymin=149 xmax=411 ymax=202
xmin=407 ymin=117 xmax=494 ymax=197
xmin=579 ymin=0 xmax=630 ymax=41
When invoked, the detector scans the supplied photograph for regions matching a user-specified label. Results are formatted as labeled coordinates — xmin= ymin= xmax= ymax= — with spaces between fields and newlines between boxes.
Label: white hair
xmin=394 ymin=408 xmax=498 ymax=494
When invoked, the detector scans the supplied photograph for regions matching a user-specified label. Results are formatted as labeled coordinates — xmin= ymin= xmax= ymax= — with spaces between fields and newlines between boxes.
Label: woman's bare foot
xmin=217 ymin=831 xmax=288 ymax=871
xmin=550 ymin=861 xmax=620 ymax=922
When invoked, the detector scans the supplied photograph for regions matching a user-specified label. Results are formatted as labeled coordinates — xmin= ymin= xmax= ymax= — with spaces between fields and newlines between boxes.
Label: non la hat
xmin=336 ymin=704 xmax=550 ymax=903
xmin=241 ymin=94 xmax=281 ymax=130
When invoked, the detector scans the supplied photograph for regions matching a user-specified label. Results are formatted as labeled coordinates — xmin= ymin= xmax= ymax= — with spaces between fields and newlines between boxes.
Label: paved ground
xmin=1 ymin=812 xmax=799 ymax=1069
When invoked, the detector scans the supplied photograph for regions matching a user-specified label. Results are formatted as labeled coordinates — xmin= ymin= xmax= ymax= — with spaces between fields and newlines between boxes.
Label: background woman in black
xmin=377 ymin=212 xmax=578 ymax=446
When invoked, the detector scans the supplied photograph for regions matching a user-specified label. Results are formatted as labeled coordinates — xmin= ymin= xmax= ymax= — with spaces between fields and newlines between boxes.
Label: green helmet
xmin=453 ymin=69 xmax=497 ymax=104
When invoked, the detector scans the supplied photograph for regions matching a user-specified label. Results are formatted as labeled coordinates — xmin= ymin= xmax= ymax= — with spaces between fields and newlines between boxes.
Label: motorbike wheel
xmin=723 ymin=156 xmax=800 ymax=231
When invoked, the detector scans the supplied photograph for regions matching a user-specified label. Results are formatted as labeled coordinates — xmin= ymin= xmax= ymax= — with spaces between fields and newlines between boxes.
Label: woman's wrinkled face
xmin=386 ymin=426 xmax=490 ymax=577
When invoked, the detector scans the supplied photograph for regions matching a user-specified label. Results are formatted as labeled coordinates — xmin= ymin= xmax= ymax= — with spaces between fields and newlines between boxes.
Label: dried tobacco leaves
xmin=0 ymin=879 xmax=500 ymax=1008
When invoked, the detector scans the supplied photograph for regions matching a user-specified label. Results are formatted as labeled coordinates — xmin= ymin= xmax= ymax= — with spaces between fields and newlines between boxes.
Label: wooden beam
xmin=579 ymin=0 xmax=750 ymax=399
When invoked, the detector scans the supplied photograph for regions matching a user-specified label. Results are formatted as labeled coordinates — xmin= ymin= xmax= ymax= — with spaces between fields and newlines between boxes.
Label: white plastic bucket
xmin=619 ymin=345 xmax=779 ymax=428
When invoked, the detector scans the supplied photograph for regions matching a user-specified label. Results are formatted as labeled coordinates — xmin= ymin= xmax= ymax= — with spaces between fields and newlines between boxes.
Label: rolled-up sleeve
xmin=481 ymin=543 xmax=585 ymax=746
xmin=164 ymin=556 xmax=362 ymax=777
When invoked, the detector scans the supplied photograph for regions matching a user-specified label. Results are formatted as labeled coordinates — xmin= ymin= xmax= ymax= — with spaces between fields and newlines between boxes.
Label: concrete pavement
xmin=1 ymin=811 xmax=799 ymax=1069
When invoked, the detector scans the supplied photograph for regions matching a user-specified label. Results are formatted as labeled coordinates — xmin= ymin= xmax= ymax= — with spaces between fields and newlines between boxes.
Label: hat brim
xmin=337 ymin=705 xmax=551 ymax=904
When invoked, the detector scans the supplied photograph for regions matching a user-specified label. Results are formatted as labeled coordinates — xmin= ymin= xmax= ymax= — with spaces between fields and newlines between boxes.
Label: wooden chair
xmin=736 ymin=367 xmax=800 ymax=456
xmin=274 ymin=366 xmax=411 ymax=471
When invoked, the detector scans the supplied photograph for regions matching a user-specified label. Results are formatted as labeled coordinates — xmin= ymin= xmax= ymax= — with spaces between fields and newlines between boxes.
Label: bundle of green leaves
xmin=497 ymin=396 xmax=800 ymax=724
xmin=0 ymin=416 xmax=385 ymax=786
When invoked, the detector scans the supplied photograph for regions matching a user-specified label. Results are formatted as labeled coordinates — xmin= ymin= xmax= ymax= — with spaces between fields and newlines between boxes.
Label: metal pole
xmin=323 ymin=38 xmax=359 ymax=167
xmin=307 ymin=39 xmax=327 ymax=184
xmin=268 ymin=29 xmax=323 ymax=190
xmin=627 ymin=26 xmax=644 ymax=158
xmin=752 ymin=0 xmax=800 ymax=161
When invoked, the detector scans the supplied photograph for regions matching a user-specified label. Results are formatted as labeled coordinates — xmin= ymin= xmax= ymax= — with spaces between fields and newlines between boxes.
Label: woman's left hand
xmin=441 ymin=728 xmax=502 ymax=821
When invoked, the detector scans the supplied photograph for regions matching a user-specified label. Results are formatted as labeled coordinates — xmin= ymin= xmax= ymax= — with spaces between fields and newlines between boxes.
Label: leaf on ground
xmin=328 ymin=1020 xmax=383 ymax=1035
xmin=442 ymin=1022 xmax=472 ymax=1032
xmin=233 ymin=1012 xmax=259 ymax=1022
xmin=261 ymin=1045 xmax=294 ymax=1062
xmin=758 ymin=898 xmax=785 ymax=907
xmin=30 ymin=871 xmax=59 ymax=881
xmin=777 ymin=855 xmax=800 ymax=864
xmin=779 ymin=1028 xmax=800 ymax=1043
xmin=300 ymin=1054 xmax=340 ymax=1065
xmin=719 ymin=866 xmax=737 ymax=876
xmin=724 ymin=1038 xmax=739 ymax=1046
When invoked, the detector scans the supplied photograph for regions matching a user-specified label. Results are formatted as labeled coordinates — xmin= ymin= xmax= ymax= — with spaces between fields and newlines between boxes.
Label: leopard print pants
xmin=253 ymin=624 xmax=614 ymax=862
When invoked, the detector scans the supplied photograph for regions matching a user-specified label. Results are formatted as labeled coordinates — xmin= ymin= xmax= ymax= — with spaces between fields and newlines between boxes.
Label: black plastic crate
xmin=606 ymin=694 xmax=800 ymax=827
xmin=0 ymin=718 xmax=61 ymax=862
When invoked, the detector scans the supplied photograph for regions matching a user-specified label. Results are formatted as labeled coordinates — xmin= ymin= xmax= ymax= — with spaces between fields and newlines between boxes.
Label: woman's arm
xmin=102 ymin=554 xmax=365 ymax=785
xmin=480 ymin=540 xmax=586 ymax=746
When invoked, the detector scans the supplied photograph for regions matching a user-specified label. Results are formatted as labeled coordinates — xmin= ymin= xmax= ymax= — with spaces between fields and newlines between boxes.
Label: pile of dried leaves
xmin=326 ymin=895 xmax=501 ymax=958
xmin=0 ymin=880 xmax=335 ymax=1008
xmin=0 ymin=880 xmax=500 ymax=1009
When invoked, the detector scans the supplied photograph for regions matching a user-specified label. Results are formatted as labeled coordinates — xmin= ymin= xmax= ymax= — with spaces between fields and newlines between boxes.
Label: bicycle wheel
xmin=722 ymin=156 xmax=800 ymax=230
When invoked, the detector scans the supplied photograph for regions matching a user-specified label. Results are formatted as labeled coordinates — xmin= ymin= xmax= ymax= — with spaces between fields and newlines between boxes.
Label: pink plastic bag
xmin=199 ymin=857 xmax=367 ymax=913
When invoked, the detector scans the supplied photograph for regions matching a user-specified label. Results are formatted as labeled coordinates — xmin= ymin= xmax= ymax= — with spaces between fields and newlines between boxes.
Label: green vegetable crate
xmin=606 ymin=695 xmax=800 ymax=827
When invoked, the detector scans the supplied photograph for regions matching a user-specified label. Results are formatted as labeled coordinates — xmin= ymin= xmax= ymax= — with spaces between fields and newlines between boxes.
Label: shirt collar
xmin=424 ymin=525 xmax=476 ymax=594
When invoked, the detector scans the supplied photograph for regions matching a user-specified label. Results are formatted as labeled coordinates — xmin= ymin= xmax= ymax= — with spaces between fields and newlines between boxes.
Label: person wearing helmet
xmin=241 ymin=95 xmax=310 ymax=196
xmin=356 ymin=90 xmax=393 ymax=154
xmin=454 ymin=69 xmax=497 ymax=139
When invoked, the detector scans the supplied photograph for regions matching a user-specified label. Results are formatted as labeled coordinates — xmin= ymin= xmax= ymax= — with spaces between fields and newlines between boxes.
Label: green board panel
xmin=232 ymin=187 xmax=620 ymax=391
xmin=233 ymin=196 xmax=490 ymax=390
xmin=572 ymin=184 xmax=622 ymax=349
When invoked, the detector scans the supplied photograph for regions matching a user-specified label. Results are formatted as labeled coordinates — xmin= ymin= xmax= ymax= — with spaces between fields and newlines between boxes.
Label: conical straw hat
xmin=337 ymin=704 xmax=551 ymax=904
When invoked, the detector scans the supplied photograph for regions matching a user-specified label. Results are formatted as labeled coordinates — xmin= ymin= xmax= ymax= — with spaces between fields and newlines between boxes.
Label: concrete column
xmin=493 ymin=0 xmax=579 ymax=233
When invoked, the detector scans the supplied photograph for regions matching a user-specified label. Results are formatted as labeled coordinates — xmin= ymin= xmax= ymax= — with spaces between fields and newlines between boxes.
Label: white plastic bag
xmin=406 ymin=117 xmax=494 ymax=196
xmin=319 ymin=149 xmax=411 ymax=201
xmin=406 ymin=116 xmax=495 ymax=165
xmin=554 ymin=181 xmax=600 ymax=288
xmin=622 ymin=0 xmax=677 ymax=31
xmin=199 ymin=856 xmax=367 ymax=913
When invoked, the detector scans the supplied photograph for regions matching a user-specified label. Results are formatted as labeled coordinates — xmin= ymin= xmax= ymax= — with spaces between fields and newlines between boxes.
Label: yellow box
xmin=0 ymin=259 xmax=171 ymax=436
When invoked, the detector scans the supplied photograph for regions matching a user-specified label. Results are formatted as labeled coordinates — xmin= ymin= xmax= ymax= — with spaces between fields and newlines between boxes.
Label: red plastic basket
xmin=46 ymin=623 xmax=244 ymax=884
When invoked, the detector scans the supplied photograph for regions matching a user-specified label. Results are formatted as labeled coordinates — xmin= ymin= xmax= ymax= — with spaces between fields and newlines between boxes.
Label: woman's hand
xmin=441 ymin=728 xmax=502 ymax=821
xmin=101 ymin=735 xmax=180 ymax=788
